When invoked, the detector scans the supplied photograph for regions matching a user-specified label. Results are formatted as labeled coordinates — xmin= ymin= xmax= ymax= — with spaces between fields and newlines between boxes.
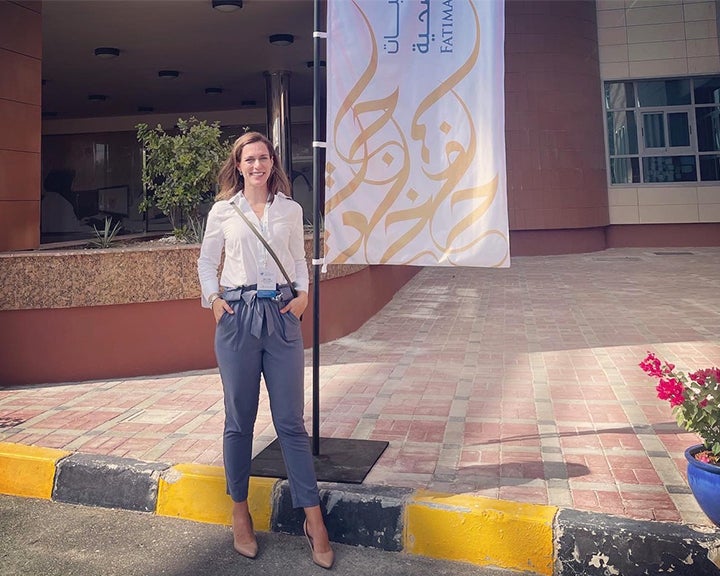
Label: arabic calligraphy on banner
xmin=324 ymin=0 xmax=509 ymax=268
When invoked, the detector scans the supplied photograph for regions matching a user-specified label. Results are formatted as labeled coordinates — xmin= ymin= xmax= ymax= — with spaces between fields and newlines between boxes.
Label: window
xmin=604 ymin=76 xmax=720 ymax=184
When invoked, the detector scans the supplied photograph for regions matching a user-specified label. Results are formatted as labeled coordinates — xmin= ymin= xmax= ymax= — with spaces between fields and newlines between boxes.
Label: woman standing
xmin=197 ymin=132 xmax=333 ymax=569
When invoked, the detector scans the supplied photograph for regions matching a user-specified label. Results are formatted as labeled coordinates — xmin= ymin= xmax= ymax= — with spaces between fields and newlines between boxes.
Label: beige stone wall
xmin=597 ymin=0 xmax=720 ymax=225
xmin=598 ymin=0 xmax=720 ymax=79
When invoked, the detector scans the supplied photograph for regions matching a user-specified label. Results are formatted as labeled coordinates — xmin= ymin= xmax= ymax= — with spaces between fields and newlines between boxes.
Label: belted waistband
xmin=222 ymin=283 xmax=293 ymax=300
xmin=220 ymin=283 xmax=295 ymax=338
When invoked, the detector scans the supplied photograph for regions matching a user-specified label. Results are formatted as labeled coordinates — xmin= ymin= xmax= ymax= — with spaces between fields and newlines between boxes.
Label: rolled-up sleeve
xmin=197 ymin=204 xmax=224 ymax=308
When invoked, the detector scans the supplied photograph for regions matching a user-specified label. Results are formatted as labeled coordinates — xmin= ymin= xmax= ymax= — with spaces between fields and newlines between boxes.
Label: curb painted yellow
xmin=0 ymin=442 xmax=70 ymax=500
xmin=156 ymin=463 xmax=277 ymax=531
xmin=405 ymin=490 xmax=557 ymax=576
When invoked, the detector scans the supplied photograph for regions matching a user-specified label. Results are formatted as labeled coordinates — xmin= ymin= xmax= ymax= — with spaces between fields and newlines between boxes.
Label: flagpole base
xmin=250 ymin=437 xmax=389 ymax=484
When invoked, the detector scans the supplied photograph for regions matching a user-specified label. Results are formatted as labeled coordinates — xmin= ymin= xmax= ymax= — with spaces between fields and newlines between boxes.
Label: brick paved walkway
xmin=1 ymin=247 xmax=719 ymax=525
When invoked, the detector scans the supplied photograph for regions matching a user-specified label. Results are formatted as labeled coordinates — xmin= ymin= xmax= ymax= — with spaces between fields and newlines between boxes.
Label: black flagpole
xmin=311 ymin=0 xmax=322 ymax=456
xmin=250 ymin=0 xmax=388 ymax=483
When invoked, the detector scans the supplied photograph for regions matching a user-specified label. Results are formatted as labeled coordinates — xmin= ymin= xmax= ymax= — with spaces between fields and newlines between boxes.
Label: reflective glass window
xmin=637 ymin=80 xmax=691 ymax=107
xmin=642 ymin=155 xmax=697 ymax=182
xmin=607 ymin=111 xmax=638 ymax=155
xmin=643 ymin=113 xmax=665 ymax=148
xmin=667 ymin=112 xmax=690 ymax=147
xmin=605 ymin=82 xmax=635 ymax=110
xmin=695 ymin=107 xmax=720 ymax=152
xmin=610 ymin=157 xmax=640 ymax=184
xmin=699 ymin=154 xmax=720 ymax=180
xmin=693 ymin=76 xmax=720 ymax=104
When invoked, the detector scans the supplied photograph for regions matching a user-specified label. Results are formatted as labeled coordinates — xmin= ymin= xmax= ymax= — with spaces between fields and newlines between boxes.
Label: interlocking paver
xmin=1 ymin=247 xmax=719 ymax=526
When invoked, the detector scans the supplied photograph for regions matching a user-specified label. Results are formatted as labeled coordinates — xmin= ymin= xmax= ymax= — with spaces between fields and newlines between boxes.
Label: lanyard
xmin=241 ymin=193 xmax=276 ymax=294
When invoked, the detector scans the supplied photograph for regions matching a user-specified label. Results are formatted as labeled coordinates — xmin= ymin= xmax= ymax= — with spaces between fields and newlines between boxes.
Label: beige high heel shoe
xmin=303 ymin=519 xmax=334 ymax=569
xmin=232 ymin=514 xmax=258 ymax=559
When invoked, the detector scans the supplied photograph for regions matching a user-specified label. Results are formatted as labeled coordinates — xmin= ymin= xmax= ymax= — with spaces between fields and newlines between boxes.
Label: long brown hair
xmin=216 ymin=131 xmax=292 ymax=201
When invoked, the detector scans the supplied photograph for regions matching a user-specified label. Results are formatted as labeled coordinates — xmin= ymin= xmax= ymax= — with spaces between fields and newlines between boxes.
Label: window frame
xmin=604 ymin=76 xmax=720 ymax=186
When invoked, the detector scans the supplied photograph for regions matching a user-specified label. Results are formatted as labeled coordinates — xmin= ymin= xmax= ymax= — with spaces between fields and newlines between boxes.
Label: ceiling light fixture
xmin=205 ymin=87 xmax=223 ymax=95
xmin=158 ymin=70 xmax=180 ymax=79
xmin=88 ymin=94 xmax=107 ymax=101
xmin=212 ymin=0 xmax=242 ymax=11
xmin=94 ymin=47 xmax=120 ymax=59
xmin=269 ymin=34 xmax=294 ymax=46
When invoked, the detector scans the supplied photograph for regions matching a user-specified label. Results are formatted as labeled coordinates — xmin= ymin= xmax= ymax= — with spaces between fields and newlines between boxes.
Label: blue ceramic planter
xmin=685 ymin=445 xmax=720 ymax=527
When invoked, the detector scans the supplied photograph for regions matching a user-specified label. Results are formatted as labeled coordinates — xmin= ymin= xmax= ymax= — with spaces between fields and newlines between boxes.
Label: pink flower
xmin=689 ymin=367 xmax=720 ymax=386
xmin=640 ymin=352 xmax=720 ymax=463
xmin=696 ymin=451 xmax=712 ymax=463
xmin=639 ymin=353 xmax=663 ymax=378
xmin=656 ymin=378 xmax=685 ymax=407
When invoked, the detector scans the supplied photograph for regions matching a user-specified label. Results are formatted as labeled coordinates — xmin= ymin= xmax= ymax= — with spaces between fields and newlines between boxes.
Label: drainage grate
xmin=592 ymin=256 xmax=643 ymax=261
xmin=653 ymin=251 xmax=694 ymax=256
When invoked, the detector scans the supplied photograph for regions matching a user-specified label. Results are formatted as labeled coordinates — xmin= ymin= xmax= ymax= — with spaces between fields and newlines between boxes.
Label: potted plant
xmin=640 ymin=352 xmax=720 ymax=526
xmin=136 ymin=117 xmax=230 ymax=242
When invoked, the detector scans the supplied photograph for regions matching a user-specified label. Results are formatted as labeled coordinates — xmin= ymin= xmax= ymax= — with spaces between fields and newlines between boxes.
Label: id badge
xmin=257 ymin=267 xmax=277 ymax=299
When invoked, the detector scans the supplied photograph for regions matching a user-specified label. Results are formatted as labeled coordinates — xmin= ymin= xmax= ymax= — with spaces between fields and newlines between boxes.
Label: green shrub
xmin=136 ymin=117 xmax=230 ymax=241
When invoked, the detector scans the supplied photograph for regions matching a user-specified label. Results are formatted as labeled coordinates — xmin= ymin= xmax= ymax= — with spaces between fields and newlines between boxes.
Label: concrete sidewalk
xmin=2 ymin=247 xmax=720 ymax=574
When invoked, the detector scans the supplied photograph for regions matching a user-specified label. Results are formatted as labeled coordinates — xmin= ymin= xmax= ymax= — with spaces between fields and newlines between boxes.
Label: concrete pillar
xmin=264 ymin=70 xmax=293 ymax=178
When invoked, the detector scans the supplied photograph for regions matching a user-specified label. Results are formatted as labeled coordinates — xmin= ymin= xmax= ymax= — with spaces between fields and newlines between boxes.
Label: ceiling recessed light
xmin=205 ymin=87 xmax=223 ymax=95
xmin=269 ymin=34 xmax=294 ymax=46
xmin=138 ymin=106 xmax=154 ymax=112
xmin=212 ymin=0 xmax=242 ymax=11
xmin=158 ymin=70 xmax=180 ymax=79
xmin=94 ymin=47 xmax=120 ymax=59
xmin=88 ymin=94 xmax=107 ymax=101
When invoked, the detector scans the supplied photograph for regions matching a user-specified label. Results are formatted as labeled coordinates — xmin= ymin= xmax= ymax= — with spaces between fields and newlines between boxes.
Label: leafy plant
xmin=136 ymin=117 xmax=230 ymax=240
xmin=640 ymin=352 xmax=720 ymax=463
xmin=89 ymin=217 xmax=122 ymax=249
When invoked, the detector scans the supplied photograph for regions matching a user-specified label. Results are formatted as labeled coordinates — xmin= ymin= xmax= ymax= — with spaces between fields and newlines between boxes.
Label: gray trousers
xmin=214 ymin=288 xmax=319 ymax=508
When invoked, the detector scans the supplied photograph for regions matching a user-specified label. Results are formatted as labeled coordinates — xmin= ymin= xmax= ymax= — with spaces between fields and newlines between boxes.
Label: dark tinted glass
xmin=695 ymin=107 xmax=720 ymax=152
xmin=610 ymin=158 xmax=640 ymax=184
xmin=637 ymin=80 xmax=691 ymax=107
xmin=699 ymin=155 xmax=720 ymax=180
xmin=642 ymin=156 xmax=697 ymax=182
xmin=693 ymin=76 xmax=720 ymax=104
xmin=607 ymin=111 xmax=638 ymax=155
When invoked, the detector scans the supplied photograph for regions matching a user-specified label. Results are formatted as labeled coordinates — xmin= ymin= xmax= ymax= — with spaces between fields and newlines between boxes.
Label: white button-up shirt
xmin=197 ymin=191 xmax=309 ymax=307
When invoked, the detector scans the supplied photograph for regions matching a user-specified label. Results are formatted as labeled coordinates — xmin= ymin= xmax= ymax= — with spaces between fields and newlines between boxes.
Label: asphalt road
xmin=0 ymin=495 xmax=526 ymax=576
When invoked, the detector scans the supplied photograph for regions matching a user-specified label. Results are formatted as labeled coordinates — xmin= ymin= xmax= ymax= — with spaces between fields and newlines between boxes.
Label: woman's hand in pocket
xmin=280 ymin=290 xmax=308 ymax=319
xmin=212 ymin=298 xmax=234 ymax=324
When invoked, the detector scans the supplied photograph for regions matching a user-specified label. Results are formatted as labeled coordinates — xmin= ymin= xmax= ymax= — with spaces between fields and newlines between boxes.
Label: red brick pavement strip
xmin=1 ymin=247 xmax=719 ymax=526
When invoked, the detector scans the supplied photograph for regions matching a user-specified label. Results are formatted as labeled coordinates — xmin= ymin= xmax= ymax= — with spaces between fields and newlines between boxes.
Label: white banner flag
xmin=324 ymin=0 xmax=508 ymax=268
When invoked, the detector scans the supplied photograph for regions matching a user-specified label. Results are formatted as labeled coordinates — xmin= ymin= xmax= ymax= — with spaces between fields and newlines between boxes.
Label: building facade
xmin=1 ymin=0 xmax=719 ymax=254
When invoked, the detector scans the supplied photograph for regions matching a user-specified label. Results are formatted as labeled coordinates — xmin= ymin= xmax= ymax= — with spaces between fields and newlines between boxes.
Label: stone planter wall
xmin=0 ymin=239 xmax=418 ymax=385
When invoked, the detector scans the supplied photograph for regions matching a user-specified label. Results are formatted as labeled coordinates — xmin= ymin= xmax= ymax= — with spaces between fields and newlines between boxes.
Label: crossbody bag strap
xmin=230 ymin=202 xmax=297 ymax=296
